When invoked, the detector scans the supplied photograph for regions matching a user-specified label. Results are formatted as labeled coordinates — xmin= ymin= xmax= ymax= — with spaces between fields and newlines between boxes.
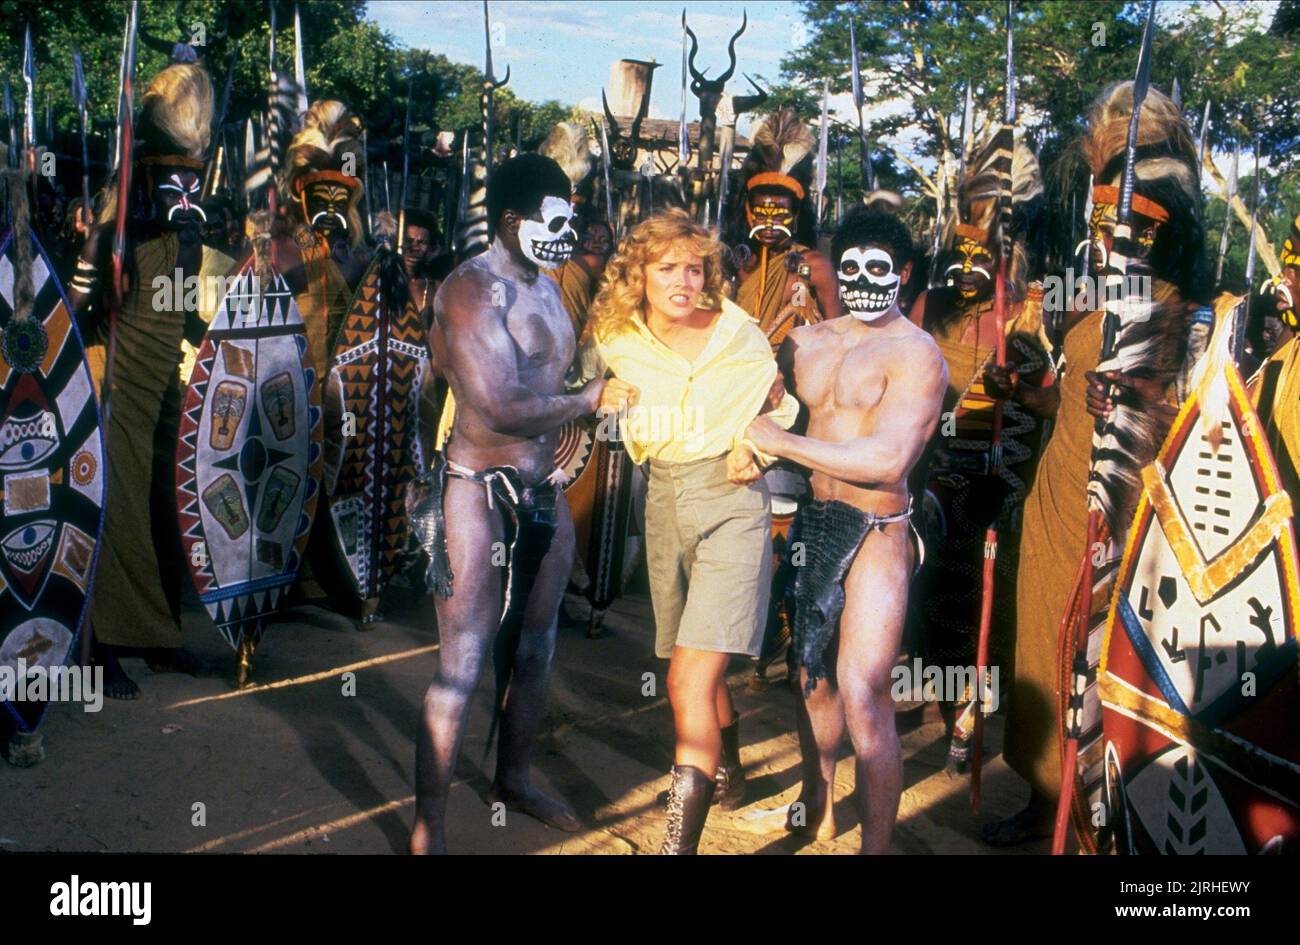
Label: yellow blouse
xmin=576 ymin=298 xmax=800 ymax=465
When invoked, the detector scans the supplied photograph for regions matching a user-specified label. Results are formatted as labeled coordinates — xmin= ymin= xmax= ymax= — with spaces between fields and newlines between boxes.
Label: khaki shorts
xmin=644 ymin=455 xmax=772 ymax=659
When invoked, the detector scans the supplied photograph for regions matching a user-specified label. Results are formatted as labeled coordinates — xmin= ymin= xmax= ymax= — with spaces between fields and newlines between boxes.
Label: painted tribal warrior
xmin=277 ymin=100 xmax=371 ymax=391
xmin=745 ymin=209 xmax=946 ymax=852
xmin=733 ymin=110 xmax=840 ymax=687
xmin=411 ymin=154 xmax=607 ymax=853
xmin=991 ymin=82 xmax=1211 ymax=846
xmin=69 ymin=63 xmax=233 ymax=698
xmin=907 ymin=134 xmax=1056 ymax=772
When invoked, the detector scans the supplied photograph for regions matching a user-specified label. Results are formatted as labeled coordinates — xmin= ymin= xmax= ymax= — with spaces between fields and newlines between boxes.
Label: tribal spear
xmin=293 ymin=1 xmax=309 ymax=119
xmin=849 ymin=19 xmax=876 ymax=193
xmin=72 ymin=49 xmax=91 ymax=230
xmin=598 ymin=115 xmax=616 ymax=234
xmin=1213 ymin=142 xmax=1239 ymax=287
xmin=1053 ymin=0 xmax=1159 ymax=856
xmin=969 ymin=0 xmax=1017 ymax=812
xmin=3 ymin=76 xmax=14 ymax=174
xmin=1233 ymin=141 xmax=1261 ymax=361
xmin=481 ymin=0 xmax=510 ymax=193
xmin=101 ymin=0 xmax=139 ymax=439
xmin=815 ymin=78 xmax=829 ymax=234
xmin=22 ymin=25 xmax=36 ymax=173
xmin=1196 ymin=98 xmax=1211 ymax=168
xmin=678 ymin=10 xmax=689 ymax=170
xmin=202 ymin=50 xmax=237 ymax=200
xmin=396 ymin=76 xmax=414 ymax=254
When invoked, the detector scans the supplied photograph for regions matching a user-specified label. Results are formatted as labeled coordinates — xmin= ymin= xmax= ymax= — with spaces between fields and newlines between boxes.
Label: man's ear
xmin=499 ymin=209 xmax=521 ymax=238
xmin=900 ymin=260 xmax=914 ymax=286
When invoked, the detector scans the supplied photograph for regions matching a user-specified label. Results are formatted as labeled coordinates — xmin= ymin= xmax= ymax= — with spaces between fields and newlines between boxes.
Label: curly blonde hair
xmin=584 ymin=208 xmax=725 ymax=342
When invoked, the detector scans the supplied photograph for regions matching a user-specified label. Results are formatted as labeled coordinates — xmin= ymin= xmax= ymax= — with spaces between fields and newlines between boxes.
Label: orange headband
xmin=294 ymin=170 xmax=362 ymax=195
xmin=746 ymin=171 xmax=805 ymax=200
xmin=1092 ymin=184 xmax=1169 ymax=224
xmin=137 ymin=154 xmax=205 ymax=170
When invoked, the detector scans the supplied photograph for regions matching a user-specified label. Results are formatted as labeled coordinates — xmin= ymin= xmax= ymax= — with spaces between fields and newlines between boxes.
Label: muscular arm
xmin=436 ymin=269 xmax=602 ymax=438
xmin=766 ymin=339 xmax=947 ymax=485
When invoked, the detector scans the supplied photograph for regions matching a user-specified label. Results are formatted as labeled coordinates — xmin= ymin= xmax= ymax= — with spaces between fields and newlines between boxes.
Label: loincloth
xmin=791 ymin=497 xmax=916 ymax=694
xmin=406 ymin=454 xmax=560 ymax=751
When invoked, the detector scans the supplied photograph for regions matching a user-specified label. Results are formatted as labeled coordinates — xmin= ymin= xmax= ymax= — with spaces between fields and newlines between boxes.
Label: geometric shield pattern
xmin=325 ymin=258 xmax=430 ymax=603
xmin=1100 ymin=355 xmax=1300 ymax=854
xmin=0 ymin=231 xmax=105 ymax=732
xmin=176 ymin=263 xmax=322 ymax=649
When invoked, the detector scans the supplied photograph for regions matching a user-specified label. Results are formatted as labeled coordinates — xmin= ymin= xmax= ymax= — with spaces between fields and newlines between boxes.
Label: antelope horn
xmin=602 ymin=89 xmax=621 ymax=137
xmin=717 ymin=10 xmax=747 ymax=84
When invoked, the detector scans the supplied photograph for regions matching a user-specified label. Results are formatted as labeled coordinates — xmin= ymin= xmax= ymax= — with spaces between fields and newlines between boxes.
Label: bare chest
xmin=796 ymin=336 xmax=890 ymax=413
xmin=504 ymin=284 xmax=575 ymax=370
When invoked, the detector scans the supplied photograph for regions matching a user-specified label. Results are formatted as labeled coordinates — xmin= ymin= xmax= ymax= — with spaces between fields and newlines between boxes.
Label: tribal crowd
xmin=2 ymin=6 xmax=1299 ymax=857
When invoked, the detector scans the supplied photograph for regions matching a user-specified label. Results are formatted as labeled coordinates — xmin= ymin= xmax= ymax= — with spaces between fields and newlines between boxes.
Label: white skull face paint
xmin=837 ymin=246 xmax=900 ymax=321
xmin=518 ymin=195 xmax=576 ymax=270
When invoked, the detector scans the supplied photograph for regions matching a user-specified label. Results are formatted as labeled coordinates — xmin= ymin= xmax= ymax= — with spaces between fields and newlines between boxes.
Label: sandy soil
xmin=0 ymin=587 xmax=1047 ymax=855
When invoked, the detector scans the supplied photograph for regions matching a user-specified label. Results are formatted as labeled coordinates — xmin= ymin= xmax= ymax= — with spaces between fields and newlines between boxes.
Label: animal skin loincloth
xmin=407 ymin=454 xmax=559 ymax=750
xmin=791 ymin=497 xmax=915 ymax=694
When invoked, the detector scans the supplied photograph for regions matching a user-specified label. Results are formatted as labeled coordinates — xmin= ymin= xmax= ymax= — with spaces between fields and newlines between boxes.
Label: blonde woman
xmin=577 ymin=209 xmax=799 ymax=853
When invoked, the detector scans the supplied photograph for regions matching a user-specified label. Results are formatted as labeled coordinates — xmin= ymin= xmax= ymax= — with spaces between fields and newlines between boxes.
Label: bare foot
xmin=95 ymin=644 xmax=140 ymax=700
xmin=487 ymin=782 xmax=581 ymax=832
xmin=409 ymin=817 xmax=448 ymax=855
xmin=786 ymin=791 xmax=836 ymax=841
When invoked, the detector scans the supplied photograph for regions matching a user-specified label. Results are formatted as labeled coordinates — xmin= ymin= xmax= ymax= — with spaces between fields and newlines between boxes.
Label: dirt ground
xmin=0 ymin=587 xmax=1047 ymax=855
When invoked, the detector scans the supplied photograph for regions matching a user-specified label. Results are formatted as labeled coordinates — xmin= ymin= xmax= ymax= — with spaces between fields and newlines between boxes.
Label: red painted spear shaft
xmin=970 ymin=254 xmax=1009 ymax=811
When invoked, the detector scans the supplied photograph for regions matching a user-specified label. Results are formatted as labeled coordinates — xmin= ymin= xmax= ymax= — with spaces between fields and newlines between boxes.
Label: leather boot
xmin=715 ymin=719 xmax=747 ymax=810
xmin=660 ymin=765 xmax=715 ymax=855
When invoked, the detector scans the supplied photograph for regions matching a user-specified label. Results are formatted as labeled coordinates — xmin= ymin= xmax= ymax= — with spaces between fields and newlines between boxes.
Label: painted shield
xmin=1100 ymin=357 xmax=1300 ymax=854
xmin=324 ymin=259 xmax=431 ymax=601
xmin=0 ymin=232 xmax=104 ymax=732
xmin=176 ymin=264 xmax=322 ymax=648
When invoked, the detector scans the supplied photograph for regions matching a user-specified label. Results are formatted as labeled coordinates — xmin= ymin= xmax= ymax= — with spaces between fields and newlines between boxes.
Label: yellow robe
xmin=92 ymin=237 xmax=234 ymax=647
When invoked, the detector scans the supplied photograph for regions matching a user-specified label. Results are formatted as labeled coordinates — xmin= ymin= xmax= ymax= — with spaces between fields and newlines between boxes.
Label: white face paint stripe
xmin=837 ymin=246 xmax=900 ymax=320
xmin=518 ymin=195 xmax=576 ymax=270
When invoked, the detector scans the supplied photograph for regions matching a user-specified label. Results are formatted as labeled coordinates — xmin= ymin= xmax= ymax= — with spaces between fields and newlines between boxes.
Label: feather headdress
xmin=941 ymin=132 xmax=1043 ymax=301
xmin=1081 ymin=81 xmax=1206 ymax=535
xmin=283 ymin=100 xmax=365 ymax=245
xmin=135 ymin=63 xmax=213 ymax=169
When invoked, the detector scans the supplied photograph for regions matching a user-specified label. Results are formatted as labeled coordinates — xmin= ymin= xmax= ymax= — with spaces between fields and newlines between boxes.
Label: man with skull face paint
xmin=905 ymin=136 xmax=1057 ymax=774
xmin=411 ymin=154 xmax=615 ymax=854
xmin=67 ymin=63 xmax=232 ymax=698
xmin=745 ymin=209 xmax=947 ymax=852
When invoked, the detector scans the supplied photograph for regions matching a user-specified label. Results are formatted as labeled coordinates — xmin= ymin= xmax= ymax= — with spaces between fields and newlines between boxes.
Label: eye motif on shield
xmin=1 ymin=519 xmax=57 ymax=603
xmin=0 ymin=407 xmax=58 ymax=471
xmin=837 ymin=247 xmax=900 ymax=322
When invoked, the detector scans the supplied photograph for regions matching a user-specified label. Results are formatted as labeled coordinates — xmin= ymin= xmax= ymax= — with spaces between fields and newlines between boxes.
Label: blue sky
xmin=367 ymin=0 xmax=803 ymax=120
